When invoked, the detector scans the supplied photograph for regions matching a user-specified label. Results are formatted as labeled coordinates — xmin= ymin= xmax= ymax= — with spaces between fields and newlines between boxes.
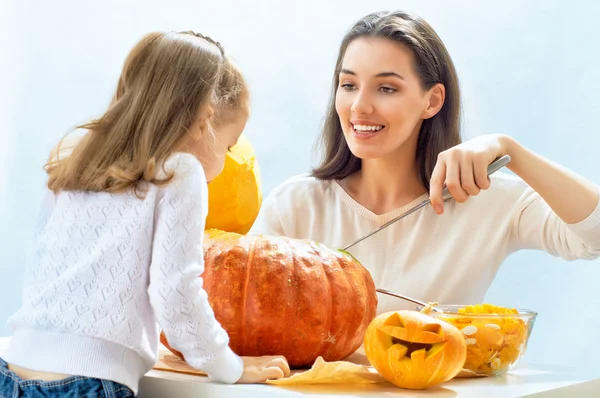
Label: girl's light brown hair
xmin=46 ymin=30 xmax=227 ymax=197
xmin=213 ymin=55 xmax=250 ymax=128
xmin=312 ymin=11 xmax=462 ymax=191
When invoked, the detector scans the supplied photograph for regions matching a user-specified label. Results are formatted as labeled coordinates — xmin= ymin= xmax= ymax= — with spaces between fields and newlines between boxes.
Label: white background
xmin=1 ymin=0 xmax=598 ymax=370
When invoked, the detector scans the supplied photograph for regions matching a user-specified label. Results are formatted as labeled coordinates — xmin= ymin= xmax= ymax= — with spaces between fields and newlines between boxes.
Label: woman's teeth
xmin=353 ymin=124 xmax=383 ymax=132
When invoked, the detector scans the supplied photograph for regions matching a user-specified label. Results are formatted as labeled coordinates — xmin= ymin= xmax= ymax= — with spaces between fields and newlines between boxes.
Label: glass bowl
xmin=420 ymin=304 xmax=537 ymax=377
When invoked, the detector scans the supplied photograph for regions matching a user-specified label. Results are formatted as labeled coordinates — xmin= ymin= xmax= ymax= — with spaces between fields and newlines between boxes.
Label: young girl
xmin=250 ymin=11 xmax=600 ymax=314
xmin=0 ymin=30 xmax=289 ymax=397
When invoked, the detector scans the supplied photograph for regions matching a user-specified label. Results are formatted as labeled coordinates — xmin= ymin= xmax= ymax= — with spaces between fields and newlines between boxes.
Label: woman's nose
xmin=350 ymin=91 xmax=374 ymax=115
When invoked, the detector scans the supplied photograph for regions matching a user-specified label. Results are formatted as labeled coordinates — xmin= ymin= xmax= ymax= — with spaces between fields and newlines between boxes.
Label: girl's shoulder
xmin=159 ymin=152 xmax=208 ymax=190
xmin=162 ymin=152 xmax=205 ymax=176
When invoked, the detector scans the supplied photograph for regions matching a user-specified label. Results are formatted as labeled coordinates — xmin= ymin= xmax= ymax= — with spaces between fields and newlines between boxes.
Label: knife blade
xmin=341 ymin=154 xmax=511 ymax=251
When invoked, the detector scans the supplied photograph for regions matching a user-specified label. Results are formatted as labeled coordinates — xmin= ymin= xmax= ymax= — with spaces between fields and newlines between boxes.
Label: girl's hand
xmin=236 ymin=355 xmax=291 ymax=383
xmin=429 ymin=134 xmax=509 ymax=214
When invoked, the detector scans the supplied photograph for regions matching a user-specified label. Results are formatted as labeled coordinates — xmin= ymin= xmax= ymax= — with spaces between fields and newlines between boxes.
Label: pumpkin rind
xmin=364 ymin=310 xmax=467 ymax=389
xmin=161 ymin=230 xmax=378 ymax=367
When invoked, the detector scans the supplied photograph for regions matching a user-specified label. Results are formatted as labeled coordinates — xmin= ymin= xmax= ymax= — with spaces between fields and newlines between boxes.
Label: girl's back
xmin=6 ymin=147 xmax=213 ymax=395
xmin=0 ymin=30 xmax=289 ymax=397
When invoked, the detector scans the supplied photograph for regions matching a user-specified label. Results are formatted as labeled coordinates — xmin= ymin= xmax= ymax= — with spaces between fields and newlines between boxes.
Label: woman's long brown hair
xmin=312 ymin=11 xmax=462 ymax=191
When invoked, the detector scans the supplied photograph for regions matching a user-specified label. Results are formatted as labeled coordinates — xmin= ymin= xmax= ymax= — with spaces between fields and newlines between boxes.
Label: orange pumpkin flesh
xmin=161 ymin=229 xmax=378 ymax=368
xmin=205 ymin=134 xmax=261 ymax=234
xmin=442 ymin=304 xmax=531 ymax=376
xmin=364 ymin=310 xmax=467 ymax=390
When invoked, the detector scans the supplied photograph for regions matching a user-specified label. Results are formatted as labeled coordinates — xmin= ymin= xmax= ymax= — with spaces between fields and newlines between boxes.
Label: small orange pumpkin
xmin=205 ymin=134 xmax=261 ymax=234
xmin=364 ymin=306 xmax=467 ymax=390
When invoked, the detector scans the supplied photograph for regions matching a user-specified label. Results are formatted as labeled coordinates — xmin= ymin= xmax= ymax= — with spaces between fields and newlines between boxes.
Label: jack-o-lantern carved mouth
xmin=377 ymin=312 xmax=449 ymax=361
xmin=391 ymin=337 xmax=435 ymax=358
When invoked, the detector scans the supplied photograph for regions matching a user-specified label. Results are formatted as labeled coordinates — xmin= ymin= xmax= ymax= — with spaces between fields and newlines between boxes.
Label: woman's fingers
xmin=431 ymin=151 xmax=495 ymax=214
xmin=445 ymin=156 xmax=469 ymax=203
xmin=473 ymin=155 xmax=491 ymax=190
xmin=429 ymin=157 xmax=447 ymax=214
xmin=460 ymin=157 xmax=481 ymax=197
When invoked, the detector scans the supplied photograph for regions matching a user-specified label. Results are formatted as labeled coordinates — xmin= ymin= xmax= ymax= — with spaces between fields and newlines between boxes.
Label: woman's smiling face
xmin=335 ymin=36 xmax=437 ymax=161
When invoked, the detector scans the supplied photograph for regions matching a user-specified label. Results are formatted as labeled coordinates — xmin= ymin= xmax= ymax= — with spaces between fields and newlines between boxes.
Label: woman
xmin=250 ymin=11 xmax=600 ymax=313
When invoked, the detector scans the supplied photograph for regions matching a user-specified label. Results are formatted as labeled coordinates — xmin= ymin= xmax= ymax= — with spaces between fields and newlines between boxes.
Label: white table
xmin=1 ymin=337 xmax=599 ymax=397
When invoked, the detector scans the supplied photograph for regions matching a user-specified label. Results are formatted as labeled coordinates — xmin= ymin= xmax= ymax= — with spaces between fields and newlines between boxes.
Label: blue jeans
xmin=0 ymin=357 xmax=135 ymax=398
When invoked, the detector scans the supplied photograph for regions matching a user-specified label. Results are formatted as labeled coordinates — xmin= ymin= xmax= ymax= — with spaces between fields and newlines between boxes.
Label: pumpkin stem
xmin=337 ymin=249 xmax=361 ymax=263
xmin=420 ymin=302 xmax=438 ymax=315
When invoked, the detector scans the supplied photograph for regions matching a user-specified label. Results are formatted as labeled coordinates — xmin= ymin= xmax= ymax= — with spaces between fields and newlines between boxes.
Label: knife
xmin=341 ymin=154 xmax=511 ymax=251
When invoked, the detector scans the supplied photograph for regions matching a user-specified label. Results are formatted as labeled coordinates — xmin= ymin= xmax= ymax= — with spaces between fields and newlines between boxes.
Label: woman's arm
xmin=429 ymin=133 xmax=600 ymax=225
xmin=504 ymin=135 xmax=599 ymax=224
xmin=430 ymin=134 xmax=600 ymax=259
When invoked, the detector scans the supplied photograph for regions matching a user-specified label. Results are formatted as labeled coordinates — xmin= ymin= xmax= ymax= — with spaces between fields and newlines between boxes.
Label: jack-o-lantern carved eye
xmin=364 ymin=310 xmax=467 ymax=390
xmin=421 ymin=323 xmax=443 ymax=335
xmin=380 ymin=312 xmax=447 ymax=345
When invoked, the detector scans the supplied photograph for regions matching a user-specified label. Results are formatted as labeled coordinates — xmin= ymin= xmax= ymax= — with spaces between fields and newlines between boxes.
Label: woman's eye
xmin=340 ymin=83 xmax=356 ymax=91
xmin=380 ymin=86 xmax=397 ymax=94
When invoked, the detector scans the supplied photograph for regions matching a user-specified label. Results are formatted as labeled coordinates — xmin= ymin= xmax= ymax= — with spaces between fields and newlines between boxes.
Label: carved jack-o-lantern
xmin=364 ymin=308 xmax=467 ymax=390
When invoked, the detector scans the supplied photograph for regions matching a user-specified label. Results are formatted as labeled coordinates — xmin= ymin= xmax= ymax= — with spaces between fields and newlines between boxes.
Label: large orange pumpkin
xmin=205 ymin=134 xmax=261 ymax=234
xmin=161 ymin=229 xmax=378 ymax=367
xmin=364 ymin=307 xmax=467 ymax=390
